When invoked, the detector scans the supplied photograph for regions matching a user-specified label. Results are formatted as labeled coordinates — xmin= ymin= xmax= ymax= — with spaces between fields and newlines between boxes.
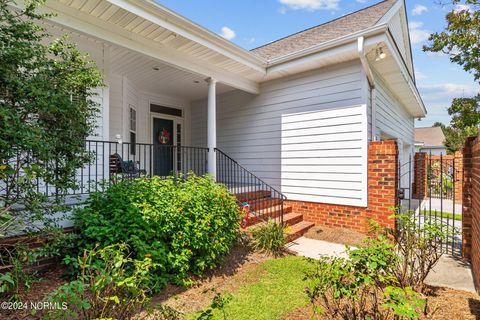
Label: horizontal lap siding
xmin=191 ymin=61 xmax=368 ymax=206
xmin=374 ymin=73 xmax=414 ymax=148
xmin=281 ymin=105 xmax=368 ymax=206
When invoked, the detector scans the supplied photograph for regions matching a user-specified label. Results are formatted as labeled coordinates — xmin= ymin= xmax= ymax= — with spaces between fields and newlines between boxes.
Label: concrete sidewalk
xmin=288 ymin=236 xmax=476 ymax=293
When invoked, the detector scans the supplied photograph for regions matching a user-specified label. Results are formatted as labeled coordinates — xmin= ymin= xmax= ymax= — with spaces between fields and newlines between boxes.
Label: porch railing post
xmin=206 ymin=77 xmax=217 ymax=180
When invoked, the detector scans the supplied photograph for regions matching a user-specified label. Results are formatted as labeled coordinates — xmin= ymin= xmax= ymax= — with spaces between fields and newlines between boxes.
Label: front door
xmin=153 ymin=118 xmax=174 ymax=176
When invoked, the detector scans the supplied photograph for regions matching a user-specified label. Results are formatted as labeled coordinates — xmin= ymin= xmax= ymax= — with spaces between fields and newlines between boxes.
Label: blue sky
xmin=156 ymin=0 xmax=479 ymax=128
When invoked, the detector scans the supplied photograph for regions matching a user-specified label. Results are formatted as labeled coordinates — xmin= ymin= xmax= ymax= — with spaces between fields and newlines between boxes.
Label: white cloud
xmin=278 ymin=6 xmax=287 ymax=14
xmin=278 ymin=0 xmax=340 ymax=11
xmin=415 ymin=70 xmax=427 ymax=80
xmin=356 ymin=0 xmax=368 ymax=3
xmin=454 ymin=4 xmax=471 ymax=12
xmin=409 ymin=21 xmax=430 ymax=45
xmin=419 ymin=83 xmax=477 ymax=99
xmin=219 ymin=26 xmax=236 ymax=40
xmin=412 ymin=4 xmax=428 ymax=16
xmin=417 ymin=82 xmax=480 ymax=126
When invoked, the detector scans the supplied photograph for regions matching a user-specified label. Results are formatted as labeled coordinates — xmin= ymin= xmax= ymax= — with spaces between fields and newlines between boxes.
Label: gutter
xmin=267 ymin=24 xmax=389 ymax=67
xmin=357 ymin=37 xmax=377 ymax=141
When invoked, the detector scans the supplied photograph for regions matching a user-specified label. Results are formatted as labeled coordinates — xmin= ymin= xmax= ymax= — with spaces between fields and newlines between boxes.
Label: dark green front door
xmin=153 ymin=118 xmax=174 ymax=176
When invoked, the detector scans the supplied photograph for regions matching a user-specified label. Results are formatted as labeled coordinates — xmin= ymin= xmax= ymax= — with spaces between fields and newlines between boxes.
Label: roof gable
xmin=251 ymin=0 xmax=398 ymax=61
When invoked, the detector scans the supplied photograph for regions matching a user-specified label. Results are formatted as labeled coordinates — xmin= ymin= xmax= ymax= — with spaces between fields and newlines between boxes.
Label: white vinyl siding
xmin=374 ymin=72 xmax=414 ymax=149
xmin=281 ymin=105 xmax=368 ymax=206
xmin=191 ymin=61 xmax=369 ymax=206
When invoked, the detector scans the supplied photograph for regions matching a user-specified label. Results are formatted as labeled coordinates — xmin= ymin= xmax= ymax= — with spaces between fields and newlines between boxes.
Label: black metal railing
xmin=3 ymin=140 xmax=209 ymax=199
xmin=215 ymin=148 xmax=286 ymax=225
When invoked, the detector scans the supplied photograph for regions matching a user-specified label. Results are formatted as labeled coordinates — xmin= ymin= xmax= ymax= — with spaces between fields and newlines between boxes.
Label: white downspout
xmin=358 ymin=37 xmax=377 ymax=141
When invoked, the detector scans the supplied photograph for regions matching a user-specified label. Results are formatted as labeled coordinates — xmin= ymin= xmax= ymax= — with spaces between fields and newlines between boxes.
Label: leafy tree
xmin=449 ymin=94 xmax=480 ymax=129
xmin=424 ymin=0 xmax=480 ymax=81
xmin=433 ymin=122 xmax=477 ymax=154
xmin=425 ymin=1 xmax=479 ymax=148
xmin=0 ymin=0 xmax=103 ymax=234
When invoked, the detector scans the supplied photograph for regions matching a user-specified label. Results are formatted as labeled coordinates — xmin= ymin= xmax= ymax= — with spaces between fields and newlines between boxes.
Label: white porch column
xmin=206 ymin=77 xmax=217 ymax=179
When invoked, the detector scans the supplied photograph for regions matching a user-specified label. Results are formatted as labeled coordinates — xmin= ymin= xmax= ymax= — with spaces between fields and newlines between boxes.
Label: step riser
xmin=235 ymin=191 xmax=272 ymax=203
xmin=246 ymin=206 xmax=292 ymax=226
xmin=247 ymin=198 xmax=283 ymax=211
xmin=286 ymin=223 xmax=315 ymax=242
xmin=283 ymin=214 xmax=303 ymax=227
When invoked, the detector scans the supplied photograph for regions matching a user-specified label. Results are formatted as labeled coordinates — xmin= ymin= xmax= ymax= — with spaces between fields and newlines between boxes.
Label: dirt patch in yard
xmin=303 ymin=225 xmax=367 ymax=247
xmin=144 ymin=243 xmax=272 ymax=317
xmin=0 ymin=266 xmax=67 ymax=320
xmin=284 ymin=285 xmax=480 ymax=320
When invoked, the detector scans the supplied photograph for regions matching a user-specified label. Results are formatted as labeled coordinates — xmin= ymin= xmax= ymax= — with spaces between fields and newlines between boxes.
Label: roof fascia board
xmin=107 ymin=0 xmax=266 ymax=73
xmin=383 ymin=32 xmax=426 ymax=116
xmin=267 ymin=24 xmax=389 ymax=66
xmin=17 ymin=0 xmax=260 ymax=94
xmin=377 ymin=0 xmax=415 ymax=81
xmin=366 ymin=33 xmax=426 ymax=116
xmin=377 ymin=0 xmax=402 ymax=24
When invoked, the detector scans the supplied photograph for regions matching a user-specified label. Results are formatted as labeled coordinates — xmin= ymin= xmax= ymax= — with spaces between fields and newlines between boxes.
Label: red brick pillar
xmin=454 ymin=151 xmax=464 ymax=203
xmin=367 ymin=140 xmax=398 ymax=230
xmin=462 ymin=138 xmax=474 ymax=261
xmin=413 ymin=152 xmax=427 ymax=199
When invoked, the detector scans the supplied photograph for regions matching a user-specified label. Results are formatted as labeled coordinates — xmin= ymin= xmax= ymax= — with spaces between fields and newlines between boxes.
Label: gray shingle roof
xmin=415 ymin=127 xmax=446 ymax=147
xmin=251 ymin=0 xmax=398 ymax=61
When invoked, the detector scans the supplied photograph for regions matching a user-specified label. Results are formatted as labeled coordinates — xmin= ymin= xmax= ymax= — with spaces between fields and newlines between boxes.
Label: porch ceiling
xmin=109 ymin=46 xmax=234 ymax=100
xmin=15 ymin=0 xmax=264 ymax=94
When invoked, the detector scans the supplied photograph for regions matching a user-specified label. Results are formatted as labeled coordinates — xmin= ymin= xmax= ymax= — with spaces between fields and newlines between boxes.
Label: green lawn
xmin=190 ymin=256 xmax=313 ymax=320
xmin=420 ymin=211 xmax=462 ymax=221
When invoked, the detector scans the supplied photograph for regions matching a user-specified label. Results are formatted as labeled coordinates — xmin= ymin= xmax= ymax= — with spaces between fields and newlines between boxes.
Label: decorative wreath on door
xmin=157 ymin=128 xmax=170 ymax=144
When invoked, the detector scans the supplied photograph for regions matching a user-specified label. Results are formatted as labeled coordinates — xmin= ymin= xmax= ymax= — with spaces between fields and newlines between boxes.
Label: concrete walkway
xmin=288 ymin=236 xmax=476 ymax=293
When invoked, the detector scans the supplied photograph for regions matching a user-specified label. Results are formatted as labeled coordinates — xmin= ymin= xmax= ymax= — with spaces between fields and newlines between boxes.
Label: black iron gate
xmin=398 ymin=153 xmax=462 ymax=257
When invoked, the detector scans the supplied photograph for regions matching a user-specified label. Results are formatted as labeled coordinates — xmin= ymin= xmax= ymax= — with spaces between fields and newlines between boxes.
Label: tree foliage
xmin=433 ymin=122 xmax=477 ymax=154
xmin=449 ymin=94 xmax=480 ymax=129
xmin=0 ymin=0 xmax=103 ymax=233
xmin=424 ymin=0 xmax=480 ymax=81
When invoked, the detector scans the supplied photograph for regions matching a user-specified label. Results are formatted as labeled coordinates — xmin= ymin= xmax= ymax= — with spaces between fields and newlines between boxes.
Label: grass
xmin=190 ymin=256 xmax=313 ymax=320
xmin=420 ymin=211 xmax=462 ymax=221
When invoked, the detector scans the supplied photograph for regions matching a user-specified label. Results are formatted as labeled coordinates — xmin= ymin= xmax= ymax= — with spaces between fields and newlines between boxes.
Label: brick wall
xmin=413 ymin=152 xmax=427 ymax=199
xmin=285 ymin=140 xmax=398 ymax=234
xmin=462 ymin=136 xmax=480 ymax=291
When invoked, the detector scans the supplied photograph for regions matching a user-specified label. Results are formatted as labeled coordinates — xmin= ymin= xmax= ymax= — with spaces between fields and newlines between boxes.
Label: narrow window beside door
xmin=129 ymin=106 xmax=136 ymax=155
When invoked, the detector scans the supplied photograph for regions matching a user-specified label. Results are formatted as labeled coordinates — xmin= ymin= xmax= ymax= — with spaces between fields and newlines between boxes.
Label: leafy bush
xmin=0 ymin=243 xmax=39 ymax=302
xmin=250 ymin=220 xmax=286 ymax=256
xmin=305 ymin=235 xmax=427 ymax=320
xmin=72 ymin=174 xmax=240 ymax=291
xmin=383 ymin=286 xmax=426 ymax=319
xmin=391 ymin=210 xmax=449 ymax=292
xmin=45 ymin=244 xmax=155 ymax=320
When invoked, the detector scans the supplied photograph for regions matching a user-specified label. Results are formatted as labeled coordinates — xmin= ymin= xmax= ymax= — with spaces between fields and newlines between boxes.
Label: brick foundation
xmin=285 ymin=140 xmax=398 ymax=234
xmin=462 ymin=136 xmax=480 ymax=291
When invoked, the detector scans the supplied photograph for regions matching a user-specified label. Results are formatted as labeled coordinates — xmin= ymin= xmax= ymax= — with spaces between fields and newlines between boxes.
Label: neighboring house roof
xmin=415 ymin=127 xmax=446 ymax=148
xmin=251 ymin=0 xmax=397 ymax=61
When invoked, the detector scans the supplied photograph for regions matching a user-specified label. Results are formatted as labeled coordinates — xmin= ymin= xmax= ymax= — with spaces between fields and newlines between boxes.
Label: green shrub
xmin=45 ymin=244 xmax=155 ymax=320
xmin=72 ymin=174 xmax=240 ymax=291
xmin=250 ymin=220 xmax=286 ymax=256
xmin=392 ymin=210 xmax=450 ymax=292
xmin=305 ymin=235 xmax=427 ymax=320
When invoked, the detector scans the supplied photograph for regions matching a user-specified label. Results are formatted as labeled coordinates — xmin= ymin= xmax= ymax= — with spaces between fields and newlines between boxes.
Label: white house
xmin=14 ymin=0 xmax=425 ymax=231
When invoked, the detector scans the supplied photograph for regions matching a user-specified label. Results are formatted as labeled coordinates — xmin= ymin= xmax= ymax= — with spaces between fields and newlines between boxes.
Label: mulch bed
xmin=303 ymin=225 xmax=367 ymax=247
xmin=0 ymin=266 xmax=67 ymax=320
xmin=284 ymin=285 xmax=480 ymax=319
